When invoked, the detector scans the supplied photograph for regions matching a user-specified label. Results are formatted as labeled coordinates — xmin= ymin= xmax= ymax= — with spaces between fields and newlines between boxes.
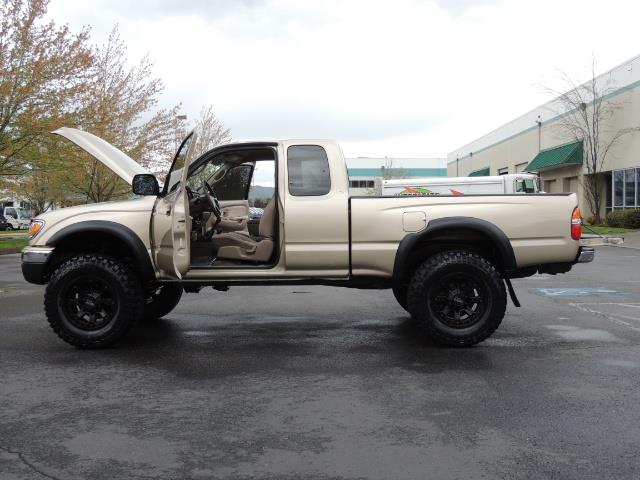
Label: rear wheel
xmin=143 ymin=283 xmax=183 ymax=321
xmin=407 ymin=250 xmax=506 ymax=347
xmin=392 ymin=285 xmax=409 ymax=312
xmin=44 ymin=254 xmax=144 ymax=348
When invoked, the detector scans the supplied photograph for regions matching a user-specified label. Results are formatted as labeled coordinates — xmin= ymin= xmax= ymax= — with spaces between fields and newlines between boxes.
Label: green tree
xmin=60 ymin=27 xmax=184 ymax=203
xmin=0 ymin=0 xmax=92 ymax=175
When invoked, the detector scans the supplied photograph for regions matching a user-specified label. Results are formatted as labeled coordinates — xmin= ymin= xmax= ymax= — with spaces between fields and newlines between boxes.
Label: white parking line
xmin=570 ymin=302 xmax=640 ymax=333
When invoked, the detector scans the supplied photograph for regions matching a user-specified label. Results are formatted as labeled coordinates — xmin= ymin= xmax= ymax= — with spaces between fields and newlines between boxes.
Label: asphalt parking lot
xmin=1 ymin=247 xmax=640 ymax=479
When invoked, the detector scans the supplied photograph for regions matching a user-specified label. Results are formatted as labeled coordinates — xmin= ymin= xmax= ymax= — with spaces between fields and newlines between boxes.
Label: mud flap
xmin=504 ymin=276 xmax=521 ymax=307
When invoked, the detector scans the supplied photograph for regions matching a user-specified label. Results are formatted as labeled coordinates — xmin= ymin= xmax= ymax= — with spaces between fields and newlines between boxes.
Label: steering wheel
xmin=203 ymin=180 xmax=222 ymax=221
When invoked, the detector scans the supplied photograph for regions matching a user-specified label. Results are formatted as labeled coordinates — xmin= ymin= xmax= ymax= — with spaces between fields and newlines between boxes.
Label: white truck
xmin=381 ymin=174 xmax=539 ymax=196
xmin=3 ymin=206 xmax=32 ymax=230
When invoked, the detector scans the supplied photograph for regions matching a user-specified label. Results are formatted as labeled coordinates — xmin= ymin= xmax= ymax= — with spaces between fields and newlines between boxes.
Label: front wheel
xmin=407 ymin=251 xmax=506 ymax=347
xmin=44 ymin=254 xmax=144 ymax=348
xmin=143 ymin=283 xmax=183 ymax=321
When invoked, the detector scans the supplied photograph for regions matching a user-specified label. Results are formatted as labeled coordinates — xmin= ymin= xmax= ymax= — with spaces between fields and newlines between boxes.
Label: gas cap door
xmin=403 ymin=211 xmax=426 ymax=232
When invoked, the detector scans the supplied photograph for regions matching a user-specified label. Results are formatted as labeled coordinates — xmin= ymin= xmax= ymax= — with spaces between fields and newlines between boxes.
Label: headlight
xmin=28 ymin=219 xmax=45 ymax=239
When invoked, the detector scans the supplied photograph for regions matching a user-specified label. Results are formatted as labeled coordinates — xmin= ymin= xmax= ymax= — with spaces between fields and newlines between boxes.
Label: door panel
xmin=283 ymin=142 xmax=349 ymax=273
xmin=152 ymin=188 xmax=190 ymax=279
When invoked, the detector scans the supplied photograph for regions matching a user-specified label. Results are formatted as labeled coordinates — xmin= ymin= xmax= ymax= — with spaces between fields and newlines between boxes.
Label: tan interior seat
xmin=212 ymin=198 xmax=276 ymax=262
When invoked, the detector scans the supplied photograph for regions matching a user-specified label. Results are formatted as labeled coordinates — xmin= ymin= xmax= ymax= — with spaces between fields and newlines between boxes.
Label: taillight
xmin=571 ymin=207 xmax=582 ymax=240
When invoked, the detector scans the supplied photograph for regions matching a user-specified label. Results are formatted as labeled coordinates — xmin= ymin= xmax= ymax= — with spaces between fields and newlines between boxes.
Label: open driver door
xmin=152 ymin=132 xmax=198 ymax=279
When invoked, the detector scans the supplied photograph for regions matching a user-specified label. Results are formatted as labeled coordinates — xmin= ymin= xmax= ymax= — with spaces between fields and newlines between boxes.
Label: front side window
xmin=164 ymin=132 xmax=195 ymax=194
xmin=287 ymin=145 xmax=331 ymax=196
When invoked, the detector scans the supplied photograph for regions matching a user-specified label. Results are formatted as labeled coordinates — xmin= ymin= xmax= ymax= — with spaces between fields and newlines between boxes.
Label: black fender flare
xmin=46 ymin=220 xmax=155 ymax=282
xmin=392 ymin=216 xmax=516 ymax=283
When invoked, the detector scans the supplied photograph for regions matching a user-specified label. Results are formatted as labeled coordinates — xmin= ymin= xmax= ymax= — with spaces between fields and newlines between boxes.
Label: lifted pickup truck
xmin=22 ymin=128 xmax=593 ymax=348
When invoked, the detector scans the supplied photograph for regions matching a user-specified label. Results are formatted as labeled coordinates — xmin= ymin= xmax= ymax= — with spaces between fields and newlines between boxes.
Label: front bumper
xmin=576 ymin=246 xmax=595 ymax=263
xmin=21 ymin=246 xmax=55 ymax=284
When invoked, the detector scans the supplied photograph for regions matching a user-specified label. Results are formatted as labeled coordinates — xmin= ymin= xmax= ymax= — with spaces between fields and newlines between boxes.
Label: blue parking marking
xmin=531 ymin=287 xmax=626 ymax=297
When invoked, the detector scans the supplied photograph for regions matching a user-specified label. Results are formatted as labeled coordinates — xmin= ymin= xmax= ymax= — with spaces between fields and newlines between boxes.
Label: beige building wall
xmin=448 ymin=59 xmax=640 ymax=219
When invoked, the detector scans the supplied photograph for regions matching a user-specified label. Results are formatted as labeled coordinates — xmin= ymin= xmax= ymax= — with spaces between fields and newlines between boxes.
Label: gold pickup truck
xmin=22 ymin=128 xmax=593 ymax=348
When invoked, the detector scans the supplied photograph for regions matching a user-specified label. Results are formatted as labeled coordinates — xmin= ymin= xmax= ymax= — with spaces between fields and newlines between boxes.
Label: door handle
xmin=177 ymin=219 xmax=186 ymax=223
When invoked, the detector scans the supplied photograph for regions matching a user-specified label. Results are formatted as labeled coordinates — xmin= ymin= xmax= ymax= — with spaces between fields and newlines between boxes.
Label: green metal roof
xmin=468 ymin=167 xmax=490 ymax=177
xmin=525 ymin=141 xmax=582 ymax=172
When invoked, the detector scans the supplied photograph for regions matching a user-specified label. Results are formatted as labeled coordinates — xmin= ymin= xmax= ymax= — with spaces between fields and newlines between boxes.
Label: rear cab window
xmin=515 ymin=178 xmax=536 ymax=193
xmin=287 ymin=145 xmax=331 ymax=196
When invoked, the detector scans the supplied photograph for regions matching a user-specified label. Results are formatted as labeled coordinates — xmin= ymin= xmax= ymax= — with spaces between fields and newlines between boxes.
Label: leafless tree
xmin=546 ymin=59 xmax=639 ymax=224
xmin=381 ymin=158 xmax=408 ymax=179
xmin=192 ymin=105 xmax=231 ymax=154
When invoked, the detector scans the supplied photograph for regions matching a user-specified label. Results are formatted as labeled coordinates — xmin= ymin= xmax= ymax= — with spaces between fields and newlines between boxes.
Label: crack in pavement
xmin=0 ymin=444 xmax=62 ymax=480
xmin=0 ymin=444 xmax=168 ymax=480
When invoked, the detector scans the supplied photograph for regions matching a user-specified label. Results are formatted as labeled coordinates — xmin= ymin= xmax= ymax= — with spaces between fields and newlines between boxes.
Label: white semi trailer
xmin=380 ymin=174 xmax=539 ymax=196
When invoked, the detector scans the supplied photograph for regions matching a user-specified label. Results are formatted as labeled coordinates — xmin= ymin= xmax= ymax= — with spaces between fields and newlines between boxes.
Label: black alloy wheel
xmin=60 ymin=276 xmax=119 ymax=331
xmin=428 ymin=272 xmax=488 ymax=329
xmin=407 ymin=250 xmax=506 ymax=347
xmin=45 ymin=254 xmax=143 ymax=348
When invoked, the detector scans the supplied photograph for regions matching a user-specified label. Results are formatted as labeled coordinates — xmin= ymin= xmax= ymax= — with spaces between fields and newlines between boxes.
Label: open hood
xmin=52 ymin=127 xmax=151 ymax=185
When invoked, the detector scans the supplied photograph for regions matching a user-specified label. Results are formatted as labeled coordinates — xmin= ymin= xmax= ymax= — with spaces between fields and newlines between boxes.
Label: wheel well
xmin=394 ymin=227 xmax=511 ymax=285
xmin=44 ymin=229 xmax=154 ymax=282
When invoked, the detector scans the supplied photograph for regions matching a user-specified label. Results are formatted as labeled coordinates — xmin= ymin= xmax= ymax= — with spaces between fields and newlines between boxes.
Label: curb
xmin=606 ymin=244 xmax=640 ymax=251
xmin=0 ymin=248 xmax=23 ymax=255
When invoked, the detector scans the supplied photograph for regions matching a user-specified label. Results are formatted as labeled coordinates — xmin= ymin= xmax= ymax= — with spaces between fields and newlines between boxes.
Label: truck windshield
xmin=16 ymin=207 xmax=31 ymax=219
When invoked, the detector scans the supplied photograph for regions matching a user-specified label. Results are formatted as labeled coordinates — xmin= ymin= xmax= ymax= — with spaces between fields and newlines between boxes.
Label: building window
xmin=287 ymin=145 xmax=331 ymax=196
xmin=349 ymin=180 xmax=374 ymax=188
xmin=497 ymin=167 xmax=508 ymax=175
xmin=605 ymin=172 xmax=612 ymax=213
xmin=624 ymin=169 xmax=636 ymax=207
xmin=613 ymin=170 xmax=624 ymax=207
xmin=612 ymin=167 xmax=640 ymax=209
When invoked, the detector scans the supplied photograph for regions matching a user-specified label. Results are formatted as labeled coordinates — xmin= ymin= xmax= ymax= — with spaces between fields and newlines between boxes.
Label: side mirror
xmin=132 ymin=174 xmax=160 ymax=196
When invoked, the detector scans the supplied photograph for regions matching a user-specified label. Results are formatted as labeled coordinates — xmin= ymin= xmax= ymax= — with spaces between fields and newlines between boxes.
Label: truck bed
xmin=349 ymin=194 xmax=580 ymax=277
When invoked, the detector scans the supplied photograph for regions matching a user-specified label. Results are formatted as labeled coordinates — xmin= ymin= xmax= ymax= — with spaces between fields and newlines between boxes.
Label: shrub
xmin=606 ymin=210 xmax=624 ymax=227
xmin=606 ymin=209 xmax=640 ymax=229
xmin=584 ymin=215 xmax=595 ymax=225
xmin=625 ymin=209 xmax=640 ymax=229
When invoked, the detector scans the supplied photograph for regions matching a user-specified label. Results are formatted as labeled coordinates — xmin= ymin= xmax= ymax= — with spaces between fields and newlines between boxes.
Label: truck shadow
xmin=110 ymin=314 xmax=499 ymax=379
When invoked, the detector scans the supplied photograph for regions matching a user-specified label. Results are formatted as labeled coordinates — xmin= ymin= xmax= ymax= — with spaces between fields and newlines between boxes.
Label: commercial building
xmin=448 ymin=55 xmax=640 ymax=218
xmin=346 ymin=157 xmax=446 ymax=195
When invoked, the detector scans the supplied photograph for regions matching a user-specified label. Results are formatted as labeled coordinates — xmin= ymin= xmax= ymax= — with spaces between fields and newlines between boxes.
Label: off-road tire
xmin=392 ymin=285 xmax=409 ymax=312
xmin=407 ymin=250 xmax=506 ymax=347
xmin=44 ymin=254 xmax=144 ymax=348
xmin=142 ymin=283 xmax=183 ymax=321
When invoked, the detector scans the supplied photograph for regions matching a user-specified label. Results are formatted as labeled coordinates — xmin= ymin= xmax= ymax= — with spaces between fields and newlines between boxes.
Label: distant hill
xmin=249 ymin=185 xmax=275 ymax=200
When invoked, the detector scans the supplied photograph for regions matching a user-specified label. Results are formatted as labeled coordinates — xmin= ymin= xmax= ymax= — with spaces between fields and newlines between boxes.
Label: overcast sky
xmin=47 ymin=0 xmax=640 ymax=159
